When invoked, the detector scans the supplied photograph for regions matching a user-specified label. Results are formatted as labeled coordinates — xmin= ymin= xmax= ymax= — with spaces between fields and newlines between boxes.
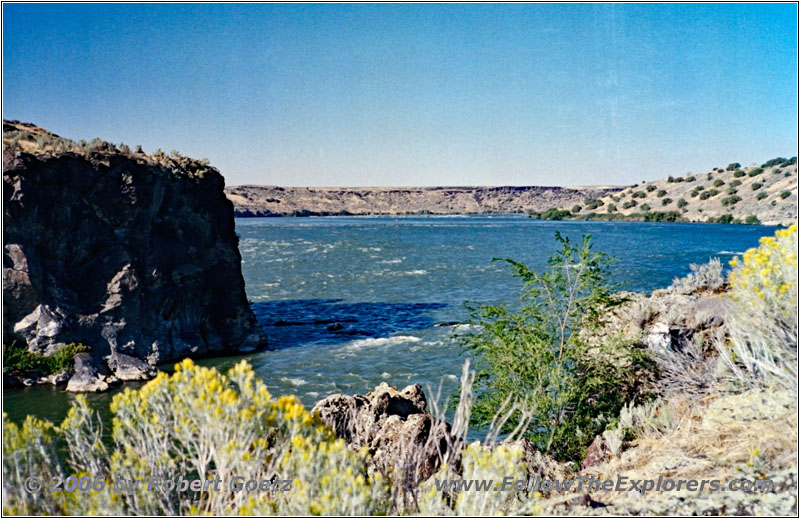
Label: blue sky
xmin=3 ymin=3 xmax=797 ymax=187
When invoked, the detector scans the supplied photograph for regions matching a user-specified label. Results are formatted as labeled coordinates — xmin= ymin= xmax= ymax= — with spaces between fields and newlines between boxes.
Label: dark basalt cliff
xmin=3 ymin=121 xmax=267 ymax=390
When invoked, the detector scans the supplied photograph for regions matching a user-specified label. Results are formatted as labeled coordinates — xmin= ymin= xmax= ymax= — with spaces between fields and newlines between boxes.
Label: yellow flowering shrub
xmin=728 ymin=224 xmax=797 ymax=317
xmin=4 ymin=359 xmax=547 ymax=516
xmin=2 ymin=360 xmax=388 ymax=516
xmin=720 ymin=224 xmax=798 ymax=391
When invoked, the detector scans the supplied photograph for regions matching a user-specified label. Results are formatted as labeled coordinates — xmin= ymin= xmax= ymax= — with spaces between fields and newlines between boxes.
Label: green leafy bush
xmin=780 ymin=157 xmax=796 ymax=167
xmin=535 ymin=208 xmax=572 ymax=220
xmin=712 ymin=214 xmax=735 ymax=224
xmin=721 ymin=195 xmax=742 ymax=207
xmin=631 ymin=191 xmax=646 ymax=199
xmin=729 ymin=179 xmax=742 ymax=188
xmin=661 ymin=198 xmax=672 ymax=206
xmin=748 ymin=168 xmax=763 ymax=177
xmin=699 ymin=189 xmax=719 ymax=200
xmin=607 ymin=203 xmax=617 ymax=213
xmin=656 ymin=189 xmax=667 ymax=197
xmin=743 ymin=215 xmax=760 ymax=225
xmin=622 ymin=200 xmax=637 ymax=209
xmin=3 ymin=343 xmax=89 ymax=376
xmin=571 ymin=205 xmax=582 ymax=213
xmin=685 ymin=175 xmax=696 ymax=182
xmin=733 ymin=170 xmax=745 ymax=178
xmin=757 ymin=191 xmax=768 ymax=201
xmin=713 ymin=179 xmax=725 ymax=187
xmin=726 ymin=187 xmax=738 ymax=195
xmin=726 ymin=162 xmax=741 ymax=171
xmin=780 ymin=191 xmax=791 ymax=199
xmin=641 ymin=211 xmax=683 ymax=222
xmin=640 ymin=204 xmax=651 ymax=212
xmin=459 ymin=233 xmax=647 ymax=461
xmin=751 ymin=183 xmax=763 ymax=191
xmin=677 ymin=198 xmax=688 ymax=208
xmin=646 ymin=185 xmax=657 ymax=192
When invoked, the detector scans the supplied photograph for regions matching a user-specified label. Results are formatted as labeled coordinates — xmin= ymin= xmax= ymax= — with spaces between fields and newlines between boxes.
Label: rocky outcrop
xmin=312 ymin=382 xmax=454 ymax=487
xmin=3 ymin=121 xmax=267 ymax=391
xmin=225 ymin=184 xmax=625 ymax=217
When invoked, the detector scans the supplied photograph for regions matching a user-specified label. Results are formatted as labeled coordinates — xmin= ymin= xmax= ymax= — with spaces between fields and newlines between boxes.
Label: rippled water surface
xmin=4 ymin=216 xmax=781 ymax=425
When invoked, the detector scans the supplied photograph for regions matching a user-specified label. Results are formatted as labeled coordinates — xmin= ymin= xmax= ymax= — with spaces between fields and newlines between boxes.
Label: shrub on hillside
xmin=622 ymin=200 xmax=638 ymax=209
xmin=631 ymin=191 xmax=646 ymax=199
xmin=757 ymin=191 xmax=768 ymax=201
xmin=726 ymin=163 xmax=741 ymax=171
xmin=780 ymin=191 xmax=791 ymax=199
xmin=677 ymin=198 xmax=688 ymax=208
xmin=713 ymin=179 xmax=725 ymax=187
xmin=646 ymin=185 xmax=657 ymax=192
xmin=761 ymin=157 xmax=787 ymax=168
xmin=721 ymin=195 xmax=742 ymax=207
xmin=661 ymin=198 xmax=672 ymax=206
xmin=733 ymin=170 xmax=745 ymax=178
xmin=751 ymin=183 xmax=763 ymax=191
xmin=584 ymin=198 xmax=604 ymax=210
xmin=656 ymin=189 xmax=667 ymax=197
xmin=699 ymin=189 xmax=719 ymax=200
xmin=748 ymin=168 xmax=764 ymax=177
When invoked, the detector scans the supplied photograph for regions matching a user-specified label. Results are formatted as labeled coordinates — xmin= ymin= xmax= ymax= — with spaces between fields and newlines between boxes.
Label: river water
xmin=3 ymin=216 xmax=780 ymax=426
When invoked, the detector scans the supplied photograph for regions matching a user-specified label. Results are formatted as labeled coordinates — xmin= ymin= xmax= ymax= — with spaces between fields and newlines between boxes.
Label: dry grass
xmin=577 ymin=387 xmax=797 ymax=506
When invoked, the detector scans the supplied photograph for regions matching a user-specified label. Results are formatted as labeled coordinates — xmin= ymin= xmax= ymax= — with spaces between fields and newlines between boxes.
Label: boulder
xmin=312 ymin=382 xmax=452 ymax=487
xmin=107 ymin=352 xmax=157 ymax=381
xmin=66 ymin=353 xmax=109 ymax=393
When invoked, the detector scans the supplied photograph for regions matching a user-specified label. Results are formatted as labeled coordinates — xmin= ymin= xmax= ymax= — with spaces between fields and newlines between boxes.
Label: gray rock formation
xmin=3 ymin=121 xmax=268 ymax=391
xmin=312 ymin=382 xmax=453 ymax=487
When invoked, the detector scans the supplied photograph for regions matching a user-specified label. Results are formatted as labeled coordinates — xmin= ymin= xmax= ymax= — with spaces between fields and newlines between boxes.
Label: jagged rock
xmin=312 ymin=383 xmax=451 ymax=486
xmin=3 ymin=121 xmax=268 ymax=391
xmin=107 ymin=352 xmax=156 ymax=381
xmin=12 ymin=304 xmax=68 ymax=355
xmin=581 ymin=435 xmax=612 ymax=470
xmin=46 ymin=370 xmax=71 ymax=386
xmin=66 ymin=353 xmax=109 ymax=393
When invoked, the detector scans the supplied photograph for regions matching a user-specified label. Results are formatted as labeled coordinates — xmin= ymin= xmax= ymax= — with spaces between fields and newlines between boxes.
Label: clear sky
xmin=2 ymin=3 xmax=797 ymax=187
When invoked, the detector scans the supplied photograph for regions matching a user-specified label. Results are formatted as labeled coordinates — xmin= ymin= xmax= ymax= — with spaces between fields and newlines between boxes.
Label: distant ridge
xmin=224 ymin=184 xmax=626 ymax=217
xmin=226 ymin=158 xmax=798 ymax=225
